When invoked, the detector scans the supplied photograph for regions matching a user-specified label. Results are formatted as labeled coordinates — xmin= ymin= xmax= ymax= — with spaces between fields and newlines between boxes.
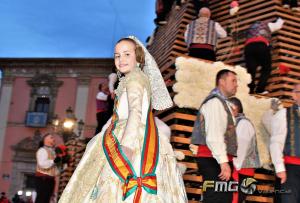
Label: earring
xmin=136 ymin=62 xmax=140 ymax=68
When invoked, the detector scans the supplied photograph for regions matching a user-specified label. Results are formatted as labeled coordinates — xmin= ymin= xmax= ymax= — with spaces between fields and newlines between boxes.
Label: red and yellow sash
xmin=103 ymin=104 xmax=159 ymax=203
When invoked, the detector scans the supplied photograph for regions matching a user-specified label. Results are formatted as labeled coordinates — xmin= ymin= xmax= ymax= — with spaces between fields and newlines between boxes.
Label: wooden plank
xmin=161 ymin=112 xmax=196 ymax=123
xmin=179 ymin=161 xmax=198 ymax=169
xmin=254 ymin=173 xmax=276 ymax=181
xmin=176 ymin=149 xmax=194 ymax=157
xmin=246 ymin=196 xmax=274 ymax=203
xmin=171 ymin=136 xmax=191 ymax=144
xmin=170 ymin=124 xmax=193 ymax=132
xmin=186 ymin=187 xmax=202 ymax=194
xmin=183 ymin=174 xmax=202 ymax=182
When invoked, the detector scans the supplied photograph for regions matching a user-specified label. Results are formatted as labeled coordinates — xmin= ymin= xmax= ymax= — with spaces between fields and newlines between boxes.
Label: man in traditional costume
xmin=229 ymin=97 xmax=260 ymax=203
xmin=262 ymin=84 xmax=300 ymax=203
xmin=244 ymin=18 xmax=284 ymax=94
xmin=184 ymin=7 xmax=227 ymax=61
xmin=35 ymin=133 xmax=59 ymax=203
xmin=190 ymin=69 xmax=238 ymax=203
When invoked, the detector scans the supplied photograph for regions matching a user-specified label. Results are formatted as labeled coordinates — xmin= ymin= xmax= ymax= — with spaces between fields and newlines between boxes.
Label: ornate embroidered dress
xmin=59 ymin=69 xmax=187 ymax=203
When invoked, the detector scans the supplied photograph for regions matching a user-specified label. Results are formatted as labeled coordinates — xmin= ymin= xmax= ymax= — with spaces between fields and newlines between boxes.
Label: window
xmin=35 ymin=97 xmax=50 ymax=113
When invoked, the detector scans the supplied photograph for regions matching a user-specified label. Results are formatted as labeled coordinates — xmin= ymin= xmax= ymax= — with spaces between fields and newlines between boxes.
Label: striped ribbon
xmin=103 ymin=102 xmax=159 ymax=203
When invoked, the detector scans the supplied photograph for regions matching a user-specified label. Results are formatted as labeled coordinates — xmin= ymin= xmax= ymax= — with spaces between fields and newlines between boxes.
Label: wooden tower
xmin=148 ymin=0 xmax=300 ymax=202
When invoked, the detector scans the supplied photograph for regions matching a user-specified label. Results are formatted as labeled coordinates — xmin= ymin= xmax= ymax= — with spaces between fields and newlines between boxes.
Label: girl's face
xmin=114 ymin=40 xmax=137 ymax=74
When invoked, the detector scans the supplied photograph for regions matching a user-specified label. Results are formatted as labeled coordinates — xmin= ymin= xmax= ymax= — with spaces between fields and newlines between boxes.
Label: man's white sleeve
xmin=215 ymin=22 xmax=227 ymax=38
xmin=269 ymin=108 xmax=287 ymax=173
xmin=202 ymin=98 xmax=229 ymax=164
xmin=36 ymin=148 xmax=54 ymax=169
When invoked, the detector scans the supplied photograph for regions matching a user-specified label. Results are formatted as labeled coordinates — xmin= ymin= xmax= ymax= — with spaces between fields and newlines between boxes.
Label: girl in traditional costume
xmin=59 ymin=36 xmax=187 ymax=203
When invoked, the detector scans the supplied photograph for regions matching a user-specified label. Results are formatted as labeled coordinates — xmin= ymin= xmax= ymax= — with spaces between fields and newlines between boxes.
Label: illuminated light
xmin=17 ymin=190 xmax=23 ymax=195
xmin=63 ymin=120 xmax=75 ymax=129
xmin=25 ymin=191 xmax=32 ymax=196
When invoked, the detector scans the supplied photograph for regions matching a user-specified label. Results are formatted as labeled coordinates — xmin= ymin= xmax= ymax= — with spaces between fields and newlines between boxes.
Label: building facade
xmin=0 ymin=58 xmax=113 ymax=197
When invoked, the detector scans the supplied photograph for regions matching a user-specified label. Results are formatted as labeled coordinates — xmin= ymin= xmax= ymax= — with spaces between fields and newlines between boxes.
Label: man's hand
xmin=276 ymin=171 xmax=287 ymax=184
xmin=189 ymin=144 xmax=198 ymax=155
xmin=218 ymin=162 xmax=231 ymax=181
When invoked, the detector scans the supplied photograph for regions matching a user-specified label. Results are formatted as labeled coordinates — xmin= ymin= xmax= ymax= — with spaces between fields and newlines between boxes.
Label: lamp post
xmin=52 ymin=107 xmax=85 ymax=142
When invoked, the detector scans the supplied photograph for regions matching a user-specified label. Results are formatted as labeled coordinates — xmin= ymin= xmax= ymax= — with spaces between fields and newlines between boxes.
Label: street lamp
xmin=52 ymin=107 xmax=85 ymax=142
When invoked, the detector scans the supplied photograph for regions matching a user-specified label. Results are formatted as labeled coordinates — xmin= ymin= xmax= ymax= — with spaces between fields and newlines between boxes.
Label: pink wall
xmin=0 ymin=77 xmax=75 ymax=194
xmin=0 ymin=75 xmax=109 ymax=192
xmin=84 ymin=77 xmax=107 ymax=137
xmin=85 ymin=77 xmax=108 ymax=125
xmin=54 ymin=78 xmax=77 ymax=119
xmin=8 ymin=78 xmax=31 ymax=122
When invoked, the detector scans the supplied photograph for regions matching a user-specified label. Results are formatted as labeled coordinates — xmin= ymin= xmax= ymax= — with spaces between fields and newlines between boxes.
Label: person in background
xmin=244 ymin=18 xmax=284 ymax=94
xmin=95 ymin=83 xmax=110 ymax=135
xmin=228 ymin=97 xmax=260 ymax=203
xmin=155 ymin=0 xmax=182 ymax=25
xmin=35 ymin=133 xmax=59 ymax=203
xmin=0 ymin=192 xmax=11 ymax=203
xmin=190 ymin=69 xmax=238 ymax=203
xmin=282 ymin=0 xmax=300 ymax=11
xmin=184 ymin=7 xmax=227 ymax=61
xmin=262 ymin=84 xmax=300 ymax=203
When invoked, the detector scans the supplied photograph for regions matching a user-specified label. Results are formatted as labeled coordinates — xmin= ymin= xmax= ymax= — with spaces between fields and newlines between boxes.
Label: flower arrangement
xmin=55 ymin=145 xmax=70 ymax=168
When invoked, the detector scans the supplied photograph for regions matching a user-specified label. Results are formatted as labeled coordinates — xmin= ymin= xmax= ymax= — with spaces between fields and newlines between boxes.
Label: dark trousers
xmin=238 ymin=173 xmax=252 ymax=203
xmin=95 ymin=111 xmax=110 ymax=135
xmin=274 ymin=164 xmax=300 ymax=203
xmin=196 ymin=157 xmax=233 ymax=203
xmin=35 ymin=176 xmax=55 ymax=203
xmin=107 ymin=96 xmax=114 ymax=117
xmin=244 ymin=42 xmax=272 ymax=93
xmin=188 ymin=48 xmax=216 ymax=61
xmin=282 ymin=0 xmax=298 ymax=7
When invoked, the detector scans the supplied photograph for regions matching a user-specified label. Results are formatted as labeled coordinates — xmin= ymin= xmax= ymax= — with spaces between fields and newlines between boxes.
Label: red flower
xmin=230 ymin=1 xmax=239 ymax=8
xmin=55 ymin=145 xmax=67 ymax=157
xmin=278 ymin=64 xmax=290 ymax=74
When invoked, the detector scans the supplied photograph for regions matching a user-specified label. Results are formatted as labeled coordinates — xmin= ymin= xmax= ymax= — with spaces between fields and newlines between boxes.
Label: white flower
xmin=230 ymin=6 xmax=239 ymax=16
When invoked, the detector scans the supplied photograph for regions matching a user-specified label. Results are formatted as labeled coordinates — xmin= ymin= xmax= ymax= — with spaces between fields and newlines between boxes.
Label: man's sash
xmin=103 ymin=104 xmax=159 ymax=203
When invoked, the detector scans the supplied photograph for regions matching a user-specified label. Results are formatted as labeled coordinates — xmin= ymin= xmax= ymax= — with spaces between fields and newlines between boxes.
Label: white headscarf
xmin=128 ymin=36 xmax=173 ymax=110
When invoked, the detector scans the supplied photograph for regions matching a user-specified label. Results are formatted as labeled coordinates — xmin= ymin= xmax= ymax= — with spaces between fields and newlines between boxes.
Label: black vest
xmin=191 ymin=94 xmax=237 ymax=156
xmin=284 ymin=105 xmax=300 ymax=157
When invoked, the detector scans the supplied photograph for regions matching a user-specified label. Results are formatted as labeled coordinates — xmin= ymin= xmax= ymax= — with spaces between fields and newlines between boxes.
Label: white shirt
xmin=262 ymin=109 xmax=287 ymax=173
xmin=268 ymin=17 xmax=284 ymax=33
xmin=233 ymin=119 xmax=255 ymax=170
xmin=36 ymin=147 xmax=55 ymax=169
xmin=201 ymin=98 xmax=235 ymax=164
xmin=215 ymin=22 xmax=227 ymax=38
xmin=96 ymin=92 xmax=108 ymax=101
